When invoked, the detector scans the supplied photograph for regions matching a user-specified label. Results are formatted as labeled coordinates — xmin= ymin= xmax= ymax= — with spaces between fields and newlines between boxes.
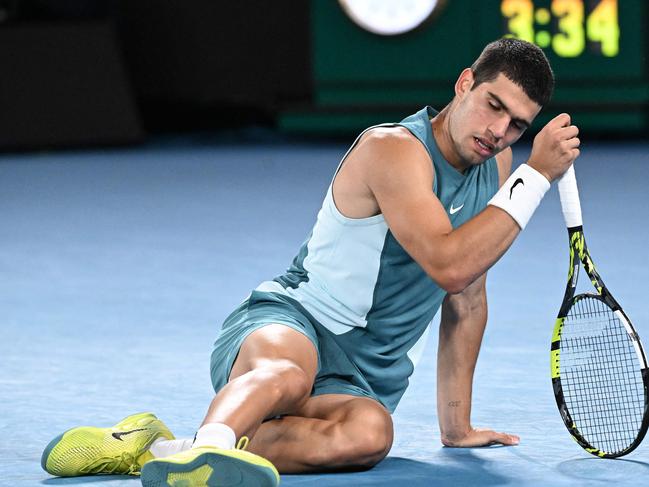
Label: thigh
xmin=295 ymin=393 xmax=394 ymax=463
xmin=296 ymin=393 xmax=393 ymax=432
xmin=229 ymin=323 xmax=319 ymax=382
xmin=247 ymin=393 xmax=393 ymax=472
xmin=210 ymin=292 xmax=322 ymax=394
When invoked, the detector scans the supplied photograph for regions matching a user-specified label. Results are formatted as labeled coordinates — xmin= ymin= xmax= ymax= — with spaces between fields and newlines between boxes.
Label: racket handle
xmin=557 ymin=164 xmax=583 ymax=229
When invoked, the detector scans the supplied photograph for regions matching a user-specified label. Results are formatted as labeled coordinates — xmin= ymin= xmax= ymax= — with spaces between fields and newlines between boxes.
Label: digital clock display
xmin=501 ymin=0 xmax=619 ymax=58
xmin=304 ymin=0 xmax=648 ymax=135
xmin=488 ymin=0 xmax=646 ymax=82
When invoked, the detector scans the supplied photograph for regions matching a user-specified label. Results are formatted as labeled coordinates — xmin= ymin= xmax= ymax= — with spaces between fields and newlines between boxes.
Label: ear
xmin=454 ymin=68 xmax=474 ymax=97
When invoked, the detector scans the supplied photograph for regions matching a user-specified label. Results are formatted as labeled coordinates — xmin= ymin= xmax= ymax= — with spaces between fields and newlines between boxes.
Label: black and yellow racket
xmin=551 ymin=165 xmax=649 ymax=458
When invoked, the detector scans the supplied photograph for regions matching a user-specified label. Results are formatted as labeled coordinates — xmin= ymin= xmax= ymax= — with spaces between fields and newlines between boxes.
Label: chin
xmin=464 ymin=152 xmax=489 ymax=166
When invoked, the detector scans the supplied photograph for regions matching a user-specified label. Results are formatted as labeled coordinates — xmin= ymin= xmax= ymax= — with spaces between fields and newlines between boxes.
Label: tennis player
xmin=41 ymin=38 xmax=580 ymax=486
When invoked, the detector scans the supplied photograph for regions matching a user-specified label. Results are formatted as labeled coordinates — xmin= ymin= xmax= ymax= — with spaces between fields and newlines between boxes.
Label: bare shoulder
xmin=353 ymin=126 xmax=434 ymax=189
xmin=494 ymin=147 xmax=513 ymax=187
xmin=334 ymin=125 xmax=433 ymax=218
xmin=356 ymin=125 xmax=425 ymax=157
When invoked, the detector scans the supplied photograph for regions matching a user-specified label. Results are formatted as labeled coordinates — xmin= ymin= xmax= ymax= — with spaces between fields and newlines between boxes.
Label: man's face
xmin=448 ymin=70 xmax=542 ymax=166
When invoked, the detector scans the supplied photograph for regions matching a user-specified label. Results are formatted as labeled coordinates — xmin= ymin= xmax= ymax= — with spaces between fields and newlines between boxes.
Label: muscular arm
xmin=436 ymin=149 xmax=518 ymax=447
xmin=362 ymin=114 xmax=577 ymax=294
xmin=363 ymin=130 xmax=518 ymax=293
xmin=436 ymin=274 xmax=518 ymax=446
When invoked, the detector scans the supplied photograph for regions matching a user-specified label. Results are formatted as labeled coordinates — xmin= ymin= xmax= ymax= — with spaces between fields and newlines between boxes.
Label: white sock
xmin=192 ymin=422 xmax=236 ymax=450
xmin=148 ymin=438 xmax=194 ymax=458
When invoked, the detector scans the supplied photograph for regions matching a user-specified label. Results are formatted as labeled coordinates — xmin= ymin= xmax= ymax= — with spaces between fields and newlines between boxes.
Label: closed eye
xmin=511 ymin=120 xmax=526 ymax=131
xmin=487 ymin=91 xmax=532 ymax=130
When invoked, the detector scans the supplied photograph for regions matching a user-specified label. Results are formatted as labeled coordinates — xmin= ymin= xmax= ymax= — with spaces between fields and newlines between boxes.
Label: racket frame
xmin=551 ymin=225 xmax=649 ymax=458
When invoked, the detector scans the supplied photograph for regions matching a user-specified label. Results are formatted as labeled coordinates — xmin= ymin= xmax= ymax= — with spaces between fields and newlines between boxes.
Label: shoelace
xmin=236 ymin=436 xmax=250 ymax=450
xmin=80 ymin=451 xmax=140 ymax=475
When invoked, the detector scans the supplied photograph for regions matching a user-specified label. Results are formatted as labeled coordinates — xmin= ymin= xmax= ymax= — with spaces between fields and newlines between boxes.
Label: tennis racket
xmin=550 ymin=164 xmax=649 ymax=458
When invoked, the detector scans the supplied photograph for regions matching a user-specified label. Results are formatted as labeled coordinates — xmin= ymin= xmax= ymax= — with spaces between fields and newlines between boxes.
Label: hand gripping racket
xmin=551 ymin=164 xmax=649 ymax=458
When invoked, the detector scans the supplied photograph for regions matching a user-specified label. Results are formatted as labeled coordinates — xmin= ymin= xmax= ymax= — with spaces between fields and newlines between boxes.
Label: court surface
xmin=2 ymin=136 xmax=648 ymax=486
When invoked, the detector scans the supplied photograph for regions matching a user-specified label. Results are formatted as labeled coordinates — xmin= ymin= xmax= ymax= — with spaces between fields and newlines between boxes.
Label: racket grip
xmin=557 ymin=164 xmax=583 ymax=229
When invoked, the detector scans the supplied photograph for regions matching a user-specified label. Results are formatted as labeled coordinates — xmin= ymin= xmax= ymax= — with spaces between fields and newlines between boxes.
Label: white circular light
xmin=338 ymin=0 xmax=444 ymax=36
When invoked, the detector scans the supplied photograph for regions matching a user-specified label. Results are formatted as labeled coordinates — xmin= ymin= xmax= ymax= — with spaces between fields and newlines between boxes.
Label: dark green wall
xmin=280 ymin=0 xmax=648 ymax=135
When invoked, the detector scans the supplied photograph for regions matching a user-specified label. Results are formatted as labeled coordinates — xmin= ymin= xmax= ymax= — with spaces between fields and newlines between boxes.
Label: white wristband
xmin=488 ymin=163 xmax=550 ymax=230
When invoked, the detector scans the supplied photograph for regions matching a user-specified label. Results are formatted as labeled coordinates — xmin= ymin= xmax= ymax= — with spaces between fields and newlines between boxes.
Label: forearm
xmin=420 ymin=165 xmax=549 ymax=294
xmin=437 ymin=370 xmax=471 ymax=446
xmin=436 ymin=284 xmax=487 ymax=445
xmin=427 ymin=206 xmax=519 ymax=293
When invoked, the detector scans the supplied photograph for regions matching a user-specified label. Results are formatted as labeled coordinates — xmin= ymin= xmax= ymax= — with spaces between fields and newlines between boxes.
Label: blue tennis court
xmin=2 ymin=138 xmax=648 ymax=486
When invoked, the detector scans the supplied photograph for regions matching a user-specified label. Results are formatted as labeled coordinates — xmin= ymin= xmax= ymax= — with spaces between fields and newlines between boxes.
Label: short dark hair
xmin=471 ymin=38 xmax=554 ymax=106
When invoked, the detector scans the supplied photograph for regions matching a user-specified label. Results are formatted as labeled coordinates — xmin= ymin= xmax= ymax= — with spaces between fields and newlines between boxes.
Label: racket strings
xmin=560 ymin=296 xmax=644 ymax=454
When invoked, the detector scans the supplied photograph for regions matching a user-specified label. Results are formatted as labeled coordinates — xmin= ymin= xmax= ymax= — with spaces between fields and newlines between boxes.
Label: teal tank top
xmin=256 ymin=106 xmax=500 ymax=411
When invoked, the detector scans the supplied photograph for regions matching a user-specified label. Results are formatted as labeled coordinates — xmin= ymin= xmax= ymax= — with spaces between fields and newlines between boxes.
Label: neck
xmin=431 ymin=105 xmax=470 ymax=174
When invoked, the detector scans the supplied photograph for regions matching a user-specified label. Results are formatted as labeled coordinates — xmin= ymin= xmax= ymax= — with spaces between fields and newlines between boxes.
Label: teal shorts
xmin=210 ymin=290 xmax=383 ymax=406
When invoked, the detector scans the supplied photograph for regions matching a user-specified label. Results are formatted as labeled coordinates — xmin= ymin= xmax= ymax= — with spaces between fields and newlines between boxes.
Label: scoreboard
xmin=499 ymin=0 xmax=644 ymax=80
xmin=502 ymin=0 xmax=621 ymax=58
xmin=280 ymin=0 xmax=648 ymax=134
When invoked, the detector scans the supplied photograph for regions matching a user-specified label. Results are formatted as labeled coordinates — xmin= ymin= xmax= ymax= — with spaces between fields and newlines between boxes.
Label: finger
xmin=560 ymin=137 xmax=581 ymax=152
xmin=558 ymin=124 xmax=579 ymax=140
xmin=562 ymin=137 xmax=580 ymax=149
xmin=548 ymin=113 xmax=571 ymax=129
xmin=469 ymin=429 xmax=520 ymax=447
xmin=491 ymin=431 xmax=520 ymax=446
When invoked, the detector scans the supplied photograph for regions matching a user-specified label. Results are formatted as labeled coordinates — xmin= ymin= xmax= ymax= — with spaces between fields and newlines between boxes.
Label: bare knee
xmin=346 ymin=407 xmax=393 ymax=467
xmin=248 ymin=361 xmax=313 ymax=409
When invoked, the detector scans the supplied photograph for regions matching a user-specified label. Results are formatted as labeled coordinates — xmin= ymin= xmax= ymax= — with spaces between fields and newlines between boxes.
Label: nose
xmin=488 ymin=114 xmax=510 ymax=141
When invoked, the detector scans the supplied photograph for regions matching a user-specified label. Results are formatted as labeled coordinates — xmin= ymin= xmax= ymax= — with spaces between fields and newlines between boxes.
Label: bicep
xmin=364 ymin=133 xmax=455 ymax=277
xmin=377 ymin=179 xmax=453 ymax=263
xmin=362 ymin=132 xmax=517 ymax=293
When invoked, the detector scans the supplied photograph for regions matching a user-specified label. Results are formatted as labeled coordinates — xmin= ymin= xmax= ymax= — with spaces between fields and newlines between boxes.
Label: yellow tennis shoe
xmin=41 ymin=412 xmax=174 ymax=477
xmin=141 ymin=437 xmax=280 ymax=486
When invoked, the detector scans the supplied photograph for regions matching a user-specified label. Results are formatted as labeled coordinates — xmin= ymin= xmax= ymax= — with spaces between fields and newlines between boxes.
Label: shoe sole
xmin=41 ymin=431 xmax=66 ymax=472
xmin=141 ymin=450 xmax=279 ymax=487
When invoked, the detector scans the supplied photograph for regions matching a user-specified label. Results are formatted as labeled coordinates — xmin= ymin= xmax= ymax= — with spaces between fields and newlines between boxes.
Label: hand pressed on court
xmin=442 ymin=427 xmax=520 ymax=448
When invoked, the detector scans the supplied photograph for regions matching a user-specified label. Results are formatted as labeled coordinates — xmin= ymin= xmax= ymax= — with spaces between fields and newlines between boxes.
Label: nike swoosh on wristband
xmin=509 ymin=178 xmax=524 ymax=199
xmin=112 ymin=428 xmax=148 ymax=441
xmin=450 ymin=203 xmax=464 ymax=215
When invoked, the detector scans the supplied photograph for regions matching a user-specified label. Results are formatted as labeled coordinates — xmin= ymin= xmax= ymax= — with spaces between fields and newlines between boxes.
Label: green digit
xmin=501 ymin=0 xmax=534 ymax=43
xmin=587 ymin=0 xmax=619 ymax=57
xmin=552 ymin=0 xmax=585 ymax=58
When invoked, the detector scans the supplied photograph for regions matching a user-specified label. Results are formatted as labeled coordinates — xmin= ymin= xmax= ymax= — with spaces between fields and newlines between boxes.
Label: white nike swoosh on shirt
xmin=450 ymin=204 xmax=464 ymax=215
